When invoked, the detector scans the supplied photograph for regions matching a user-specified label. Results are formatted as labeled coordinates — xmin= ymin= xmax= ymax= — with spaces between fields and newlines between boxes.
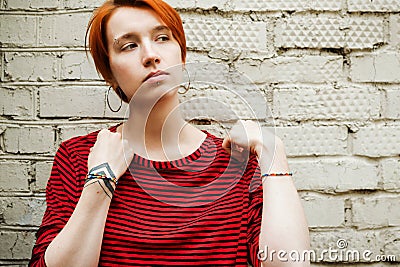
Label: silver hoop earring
xmin=106 ymin=86 xmax=122 ymax=112
xmin=178 ymin=67 xmax=190 ymax=94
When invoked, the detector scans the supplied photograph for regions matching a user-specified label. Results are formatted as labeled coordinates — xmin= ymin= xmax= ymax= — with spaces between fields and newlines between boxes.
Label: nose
xmin=141 ymin=42 xmax=160 ymax=67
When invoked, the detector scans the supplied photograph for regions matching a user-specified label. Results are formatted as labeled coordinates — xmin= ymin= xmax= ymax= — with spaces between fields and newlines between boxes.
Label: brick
xmin=4 ymin=52 xmax=58 ymax=82
xmin=310 ymin=230 xmax=383 ymax=263
xmin=233 ymin=0 xmax=341 ymax=11
xmin=352 ymin=197 xmax=400 ymax=229
xmin=0 ymin=15 xmax=36 ymax=46
xmin=180 ymin=87 xmax=267 ymax=121
xmin=39 ymin=86 xmax=106 ymax=118
xmin=275 ymin=126 xmax=348 ymax=156
xmin=276 ymin=15 xmax=384 ymax=49
xmin=184 ymin=19 xmax=267 ymax=51
xmin=381 ymin=159 xmax=400 ymax=191
xmin=63 ymin=0 xmax=104 ymax=9
xmin=0 ymin=161 xmax=30 ymax=192
xmin=379 ymin=230 xmax=400 ymax=260
xmin=38 ymin=13 xmax=91 ymax=46
xmin=353 ymin=126 xmax=400 ymax=157
xmin=302 ymin=196 xmax=344 ymax=227
xmin=34 ymin=161 xmax=52 ymax=191
xmin=236 ymin=56 xmax=343 ymax=84
xmin=164 ymin=0 xmax=196 ymax=9
xmin=350 ymin=53 xmax=400 ymax=83
xmin=273 ymin=85 xmax=380 ymax=120
xmin=291 ymin=158 xmax=379 ymax=192
xmin=4 ymin=0 xmax=60 ymax=9
xmin=60 ymin=52 xmax=100 ymax=80
xmin=0 ymin=87 xmax=34 ymax=119
xmin=192 ymin=0 xmax=230 ymax=10
xmin=0 ymin=231 xmax=36 ymax=260
xmin=384 ymin=90 xmax=400 ymax=119
xmin=348 ymin=0 xmax=400 ymax=12
xmin=58 ymin=124 xmax=102 ymax=142
xmin=0 ymin=197 xmax=46 ymax=226
xmin=4 ymin=126 xmax=55 ymax=154
xmin=389 ymin=15 xmax=400 ymax=45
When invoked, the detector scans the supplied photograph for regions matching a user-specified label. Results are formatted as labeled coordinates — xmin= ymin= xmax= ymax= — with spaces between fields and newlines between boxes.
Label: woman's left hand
xmin=222 ymin=120 xmax=290 ymax=174
xmin=222 ymin=120 xmax=263 ymax=160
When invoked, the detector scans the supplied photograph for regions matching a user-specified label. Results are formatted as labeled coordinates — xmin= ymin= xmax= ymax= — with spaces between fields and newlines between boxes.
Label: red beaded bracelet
xmin=261 ymin=172 xmax=293 ymax=179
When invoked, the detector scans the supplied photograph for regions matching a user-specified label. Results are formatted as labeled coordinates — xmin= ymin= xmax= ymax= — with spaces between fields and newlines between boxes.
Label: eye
xmin=121 ymin=43 xmax=137 ymax=51
xmin=156 ymin=35 xmax=169 ymax=42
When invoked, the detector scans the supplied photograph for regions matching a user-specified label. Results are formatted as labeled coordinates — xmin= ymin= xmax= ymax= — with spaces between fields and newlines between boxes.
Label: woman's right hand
xmin=88 ymin=129 xmax=134 ymax=181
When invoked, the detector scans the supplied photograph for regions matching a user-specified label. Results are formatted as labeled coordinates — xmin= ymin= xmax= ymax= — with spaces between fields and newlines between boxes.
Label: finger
xmin=222 ymin=136 xmax=232 ymax=154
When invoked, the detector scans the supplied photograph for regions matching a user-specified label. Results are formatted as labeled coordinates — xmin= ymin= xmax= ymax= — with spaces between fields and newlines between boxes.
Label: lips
xmin=143 ymin=70 xmax=168 ymax=82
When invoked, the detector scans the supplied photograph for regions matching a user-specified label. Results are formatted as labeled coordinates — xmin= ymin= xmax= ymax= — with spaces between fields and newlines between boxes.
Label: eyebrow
xmin=113 ymin=25 xmax=171 ymax=45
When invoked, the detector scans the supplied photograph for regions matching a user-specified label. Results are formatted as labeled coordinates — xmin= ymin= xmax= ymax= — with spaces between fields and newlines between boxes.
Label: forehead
xmin=107 ymin=6 xmax=166 ymax=38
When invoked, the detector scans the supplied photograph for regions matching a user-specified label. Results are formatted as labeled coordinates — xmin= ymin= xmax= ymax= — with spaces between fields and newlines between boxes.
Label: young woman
xmin=29 ymin=0 xmax=309 ymax=266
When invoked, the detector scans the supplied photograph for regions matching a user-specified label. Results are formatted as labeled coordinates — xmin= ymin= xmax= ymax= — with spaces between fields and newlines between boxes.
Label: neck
xmin=124 ymin=94 xmax=188 ymax=152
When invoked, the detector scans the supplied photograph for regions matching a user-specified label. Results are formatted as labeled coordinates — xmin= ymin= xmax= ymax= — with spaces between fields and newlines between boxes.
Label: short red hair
xmin=85 ymin=0 xmax=186 ymax=102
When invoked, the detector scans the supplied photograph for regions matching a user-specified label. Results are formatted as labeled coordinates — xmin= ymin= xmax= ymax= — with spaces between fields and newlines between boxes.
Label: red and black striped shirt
xmin=29 ymin=124 xmax=263 ymax=266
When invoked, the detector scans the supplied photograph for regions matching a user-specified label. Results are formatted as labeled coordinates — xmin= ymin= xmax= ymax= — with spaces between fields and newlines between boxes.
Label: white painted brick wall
xmin=348 ymin=0 xmax=400 ymax=12
xmin=38 ymin=13 xmax=91 ymax=46
xmin=0 ymin=197 xmax=46 ymax=226
xmin=0 ymin=15 xmax=36 ymax=46
xmin=353 ymin=126 xmax=400 ymax=157
xmin=352 ymin=197 xmax=400 ymax=229
xmin=4 ymin=52 xmax=59 ymax=82
xmin=0 ymin=87 xmax=34 ymax=119
xmin=3 ymin=126 xmax=55 ymax=154
xmin=0 ymin=0 xmax=399 ymax=265
xmin=291 ymin=158 xmax=379 ymax=192
xmin=273 ymin=85 xmax=380 ymax=120
xmin=302 ymin=195 xmax=345 ymax=227
xmin=350 ymin=52 xmax=400 ymax=83
xmin=276 ymin=126 xmax=348 ymax=156
xmin=381 ymin=159 xmax=400 ymax=191
xmin=236 ymin=56 xmax=343 ymax=84
xmin=0 ymin=161 xmax=31 ymax=192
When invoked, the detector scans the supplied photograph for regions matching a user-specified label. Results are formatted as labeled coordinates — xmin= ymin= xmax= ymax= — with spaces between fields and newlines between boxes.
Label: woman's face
xmin=106 ymin=6 xmax=183 ymax=103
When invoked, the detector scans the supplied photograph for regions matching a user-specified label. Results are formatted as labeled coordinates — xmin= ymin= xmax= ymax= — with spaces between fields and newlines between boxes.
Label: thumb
xmin=222 ymin=136 xmax=232 ymax=154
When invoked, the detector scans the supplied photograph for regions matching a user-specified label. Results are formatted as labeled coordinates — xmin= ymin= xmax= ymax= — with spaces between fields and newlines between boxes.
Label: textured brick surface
xmin=0 ymin=231 xmax=36 ymax=260
xmin=353 ymin=126 xmax=400 ymax=157
xmin=180 ymin=87 xmax=267 ymax=121
xmin=39 ymin=86 xmax=106 ymax=118
xmin=4 ymin=52 xmax=58 ymax=82
xmin=184 ymin=19 xmax=266 ymax=51
xmin=276 ymin=126 xmax=348 ymax=156
xmin=38 ymin=13 xmax=91 ymax=46
xmin=4 ymin=0 xmax=60 ymax=9
xmin=4 ymin=126 xmax=55 ymax=154
xmin=34 ymin=161 xmax=53 ymax=192
xmin=0 ymin=161 xmax=31 ymax=192
xmin=0 ymin=197 xmax=46 ymax=226
xmin=0 ymin=87 xmax=34 ymax=119
xmin=384 ymin=90 xmax=400 ymax=119
xmin=390 ymin=15 xmax=400 ymax=45
xmin=348 ymin=0 xmax=400 ymax=12
xmin=60 ymin=52 xmax=99 ymax=80
xmin=273 ymin=85 xmax=380 ymax=120
xmin=0 ymin=15 xmax=36 ymax=47
xmin=350 ymin=53 xmax=400 ymax=83
xmin=276 ymin=16 xmax=384 ymax=49
xmin=291 ymin=158 xmax=379 ymax=192
xmin=233 ymin=0 xmax=341 ymax=11
xmin=381 ymin=159 xmax=400 ymax=191
xmin=352 ymin=197 xmax=400 ymax=229
xmin=302 ymin=196 xmax=345 ymax=227
xmin=236 ymin=56 xmax=343 ymax=84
